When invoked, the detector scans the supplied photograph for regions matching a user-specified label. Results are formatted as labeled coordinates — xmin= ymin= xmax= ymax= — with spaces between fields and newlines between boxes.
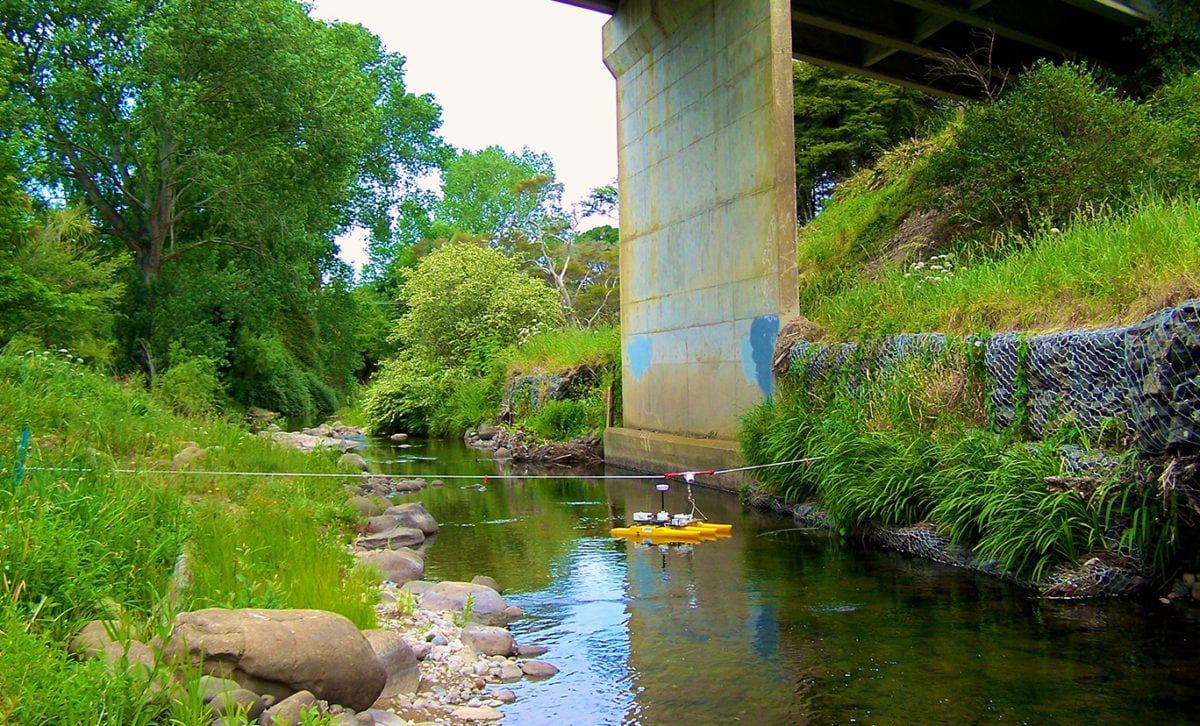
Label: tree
xmin=393 ymin=243 xmax=560 ymax=367
xmin=1 ymin=0 xmax=447 ymax=287
xmin=793 ymin=62 xmax=942 ymax=222
xmin=420 ymin=147 xmax=619 ymax=327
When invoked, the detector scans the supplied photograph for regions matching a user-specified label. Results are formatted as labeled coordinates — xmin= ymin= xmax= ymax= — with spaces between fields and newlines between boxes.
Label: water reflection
xmin=362 ymin=437 xmax=1200 ymax=725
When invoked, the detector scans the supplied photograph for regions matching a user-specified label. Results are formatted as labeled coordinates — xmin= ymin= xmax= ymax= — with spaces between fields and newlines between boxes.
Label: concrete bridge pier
xmin=601 ymin=0 xmax=798 ymax=487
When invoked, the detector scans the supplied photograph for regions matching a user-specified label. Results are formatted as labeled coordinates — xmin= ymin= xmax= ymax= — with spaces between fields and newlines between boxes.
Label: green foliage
xmin=740 ymin=344 xmax=1176 ymax=582
xmin=432 ymin=146 xmax=562 ymax=244
xmin=429 ymin=375 xmax=503 ymax=437
xmin=524 ymin=396 xmax=605 ymax=441
xmin=154 ymin=345 xmax=224 ymax=417
xmin=793 ymin=62 xmax=945 ymax=221
xmin=185 ymin=481 xmax=376 ymax=628
xmin=800 ymin=196 xmax=1200 ymax=339
xmin=394 ymin=243 xmax=561 ymax=367
xmin=927 ymin=62 xmax=1176 ymax=245
xmin=505 ymin=326 xmax=620 ymax=374
xmin=1126 ymin=0 xmax=1200 ymax=92
xmin=0 ymin=208 xmax=127 ymax=364
xmin=0 ymin=348 xmax=382 ymax=720
xmin=362 ymin=352 xmax=460 ymax=435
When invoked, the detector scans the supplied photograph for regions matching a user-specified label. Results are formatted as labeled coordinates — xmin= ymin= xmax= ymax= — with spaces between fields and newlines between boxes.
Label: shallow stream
xmin=365 ymin=437 xmax=1199 ymax=725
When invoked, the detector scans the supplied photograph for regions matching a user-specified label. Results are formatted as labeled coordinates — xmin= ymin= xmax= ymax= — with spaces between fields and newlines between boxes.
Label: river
xmin=365 ymin=437 xmax=1199 ymax=725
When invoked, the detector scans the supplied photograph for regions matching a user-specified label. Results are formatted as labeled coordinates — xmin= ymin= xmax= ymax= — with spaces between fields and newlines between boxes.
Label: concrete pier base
xmin=604 ymin=427 xmax=747 ymax=493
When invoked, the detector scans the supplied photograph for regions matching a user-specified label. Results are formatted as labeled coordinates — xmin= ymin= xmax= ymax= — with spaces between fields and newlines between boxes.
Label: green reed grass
xmin=741 ymin=346 xmax=1178 ymax=582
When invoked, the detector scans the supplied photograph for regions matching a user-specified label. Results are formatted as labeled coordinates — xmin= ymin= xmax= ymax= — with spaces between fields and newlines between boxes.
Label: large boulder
xmin=162 ymin=608 xmax=385 ymax=711
xmin=460 ymin=624 xmax=514 ymax=657
xmin=362 ymin=629 xmax=420 ymax=698
xmin=355 ymin=548 xmax=425 ymax=584
xmin=383 ymin=503 xmax=439 ymax=535
xmin=355 ymin=526 xmax=425 ymax=551
xmin=338 ymin=452 xmax=369 ymax=472
xmin=417 ymin=582 xmax=508 ymax=627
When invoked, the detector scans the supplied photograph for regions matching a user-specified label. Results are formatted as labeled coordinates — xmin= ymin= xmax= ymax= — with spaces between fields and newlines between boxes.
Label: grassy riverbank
xmin=741 ymin=64 xmax=1200 ymax=588
xmin=0 ymin=350 xmax=376 ymax=723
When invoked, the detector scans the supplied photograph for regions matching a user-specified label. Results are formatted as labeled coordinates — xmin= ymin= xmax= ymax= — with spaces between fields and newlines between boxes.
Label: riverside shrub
xmin=927 ymin=61 xmax=1173 ymax=245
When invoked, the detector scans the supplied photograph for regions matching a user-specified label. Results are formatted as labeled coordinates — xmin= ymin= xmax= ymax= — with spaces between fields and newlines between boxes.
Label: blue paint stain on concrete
xmin=741 ymin=315 xmax=779 ymax=397
xmin=626 ymin=335 xmax=653 ymax=381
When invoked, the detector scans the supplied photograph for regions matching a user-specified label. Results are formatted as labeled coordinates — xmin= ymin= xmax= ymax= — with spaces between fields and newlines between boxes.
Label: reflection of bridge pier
xmin=555 ymin=0 xmax=1154 ymax=483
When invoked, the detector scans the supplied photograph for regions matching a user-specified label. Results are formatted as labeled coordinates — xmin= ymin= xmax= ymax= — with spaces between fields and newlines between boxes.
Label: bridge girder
xmin=553 ymin=0 xmax=1156 ymax=97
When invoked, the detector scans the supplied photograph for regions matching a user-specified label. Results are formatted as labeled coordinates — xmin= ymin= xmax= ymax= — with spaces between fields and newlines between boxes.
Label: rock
xmin=384 ymin=503 xmax=439 ymax=535
xmin=430 ymin=479 xmax=445 ymax=487
xmin=516 ymin=644 xmax=547 ymax=658
xmin=470 ymin=575 xmax=501 ymax=593
xmin=365 ymin=514 xmax=402 ymax=534
xmin=400 ymin=580 xmax=435 ymax=598
xmin=171 ymin=445 xmax=207 ymax=471
xmin=257 ymin=689 xmax=322 ymax=726
xmin=363 ymin=710 xmax=409 ymax=726
xmin=163 ymin=608 xmax=386 ymax=711
xmin=355 ymin=526 xmax=425 ymax=551
xmin=347 ymin=496 xmax=382 ymax=518
xmin=496 ymin=662 xmax=523 ymax=682
xmin=69 ymin=620 xmax=155 ymax=675
xmin=460 ymin=624 xmax=514 ymax=657
xmin=493 ymin=448 xmax=511 ymax=460
xmin=476 ymin=426 xmax=499 ymax=441
xmin=503 ymin=605 xmax=524 ymax=623
xmin=488 ymin=689 xmax=516 ymax=704
xmin=363 ymin=629 xmax=420 ymax=698
xmin=391 ymin=479 xmax=426 ymax=493
xmin=519 ymin=660 xmax=559 ymax=679
xmin=209 ymin=687 xmax=267 ymax=721
xmin=339 ymin=453 xmax=369 ymax=472
xmin=417 ymin=583 xmax=509 ymax=627
xmin=389 ymin=433 xmax=409 ymax=442
xmin=450 ymin=705 xmax=504 ymax=721
xmin=198 ymin=675 xmax=245 ymax=703
xmin=355 ymin=548 xmax=425 ymax=584
xmin=359 ymin=476 xmax=394 ymax=496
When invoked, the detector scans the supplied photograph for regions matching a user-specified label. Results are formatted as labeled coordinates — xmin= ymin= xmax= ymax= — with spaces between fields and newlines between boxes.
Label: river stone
xmin=503 ymin=605 xmax=524 ymax=623
xmin=339 ymin=453 xmax=369 ymax=472
xmin=258 ymin=689 xmax=322 ymax=726
xmin=384 ymin=503 xmax=439 ymax=535
xmin=460 ymin=624 xmax=514 ymax=657
xmin=392 ymin=479 xmax=426 ymax=493
xmin=417 ymin=582 xmax=508 ymax=627
xmin=69 ymin=620 xmax=155 ymax=674
xmin=519 ymin=660 xmax=559 ymax=679
xmin=363 ymin=629 xmax=420 ymax=698
xmin=496 ymin=661 xmax=523 ymax=682
xmin=487 ymin=689 xmax=516 ymax=704
xmin=389 ymin=432 xmax=409 ymax=442
xmin=208 ymin=686 xmax=266 ymax=720
xmin=451 ymin=705 xmax=504 ymax=721
xmin=162 ymin=608 xmax=385 ymax=711
xmin=347 ymin=496 xmax=382 ymax=518
xmin=171 ymin=445 xmax=207 ymax=471
xmin=476 ymin=426 xmax=499 ymax=441
xmin=516 ymin=644 xmax=548 ymax=658
xmin=356 ymin=526 xmax=425 ymax=551
xmin=400 ymin=580 xmax=435 ymax=597
xmin=355 ymin=548 xmax=425 ymax=584
xmin=365 ymin=514 xmax=402 ymax=534
xmin=470 ymin=575 xmax=501 ymax=593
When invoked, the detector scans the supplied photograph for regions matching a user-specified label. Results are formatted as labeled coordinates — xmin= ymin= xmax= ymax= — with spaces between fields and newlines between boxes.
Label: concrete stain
xmin=626 ymin=335 xmax=653 ymax=381
xmin=741 ymin=315 xmax=778 ymax=397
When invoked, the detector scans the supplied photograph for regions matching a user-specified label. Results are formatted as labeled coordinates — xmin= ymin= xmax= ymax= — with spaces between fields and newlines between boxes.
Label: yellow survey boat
xmin=611 ymin=521 xmax=733 ymax=543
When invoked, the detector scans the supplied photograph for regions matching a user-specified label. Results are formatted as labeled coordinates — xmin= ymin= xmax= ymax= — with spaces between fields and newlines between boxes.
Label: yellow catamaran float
xmin=611 ymin=480 xmax=732 ymax=544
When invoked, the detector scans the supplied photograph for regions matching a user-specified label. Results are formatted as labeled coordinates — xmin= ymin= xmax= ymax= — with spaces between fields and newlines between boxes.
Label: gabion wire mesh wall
xmin=788 ymin=301 xmax=1200 ymax=454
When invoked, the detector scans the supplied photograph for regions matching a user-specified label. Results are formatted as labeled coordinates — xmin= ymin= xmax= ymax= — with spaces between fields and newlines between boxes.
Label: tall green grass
xmin=740 ymin=348 xmax=1178 ymax=583
xmin=0 ymin=350 xmax=378 ymax=722
xmin=803 ymin=195 xmax=1200 ymax=339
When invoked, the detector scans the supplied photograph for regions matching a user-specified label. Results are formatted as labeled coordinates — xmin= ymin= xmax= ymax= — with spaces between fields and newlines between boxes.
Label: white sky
xmin=308 ymin=0 xmax=618 ymax=269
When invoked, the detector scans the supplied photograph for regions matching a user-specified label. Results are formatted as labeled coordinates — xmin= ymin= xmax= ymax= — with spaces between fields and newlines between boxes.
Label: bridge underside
xmin=556 ymin=0 xmax=1151 ymax=484
xmin=559 ymin=0 xmax=1153 ymax=97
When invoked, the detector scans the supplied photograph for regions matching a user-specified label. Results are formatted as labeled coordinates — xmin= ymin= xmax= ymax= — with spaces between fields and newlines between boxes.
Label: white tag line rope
xmin=22 ymin=457 xmax=823 ymax=483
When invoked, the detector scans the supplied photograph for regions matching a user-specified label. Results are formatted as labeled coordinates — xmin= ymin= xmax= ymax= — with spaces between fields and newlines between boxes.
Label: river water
xmin=365 ymin=437 xmax=1199 ymax=725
